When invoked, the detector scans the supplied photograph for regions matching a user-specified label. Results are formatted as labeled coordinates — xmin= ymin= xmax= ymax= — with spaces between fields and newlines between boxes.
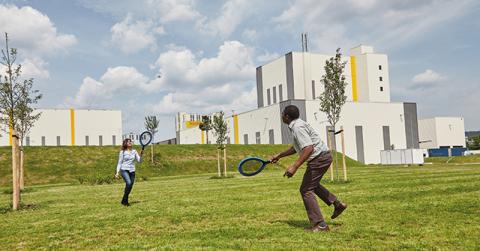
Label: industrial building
xmin=176 ymin=45 xmax=423 ymax=164
xmin=418 ymin=117 xmax=466 ymax=149
xmin=0 ymin=109 xmax=122 ymax=146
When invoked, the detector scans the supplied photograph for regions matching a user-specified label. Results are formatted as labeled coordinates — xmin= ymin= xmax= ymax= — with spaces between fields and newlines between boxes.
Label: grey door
xmin=244 ymin=134 xmax=248 ymax=145
xmin=57 ymin=136 xmax=61 ymax=146
xmin=112 ymin=135 xmax=116 ymax=146
xmin=355 ymin=126 xmax=365 ymax=163
xmin=383 ymin=126 xmax=391 ymax=150
xmin=85 ymin=136 xmax=89 ymax=146
xmin=99 ymin=135 xmax=103 ymax=146
xmin=269 ymin=129 xmax=274 ymax=144
xmin=255 ymin=132 xmax=261 ymax=144
xmin=41 ymin=136 xmax=45 ymax=146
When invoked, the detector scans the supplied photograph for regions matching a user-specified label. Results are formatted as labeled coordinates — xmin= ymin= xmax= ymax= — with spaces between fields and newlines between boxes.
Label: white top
xmin=288 ymin=119 xmax=329 ymax=161
xmin=116 ymin=150 xmax=141 ymax=173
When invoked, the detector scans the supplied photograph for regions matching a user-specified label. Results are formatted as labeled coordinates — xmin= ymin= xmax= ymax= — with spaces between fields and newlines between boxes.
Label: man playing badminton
xmin=271 ymin=105 xmax=347 ymax=232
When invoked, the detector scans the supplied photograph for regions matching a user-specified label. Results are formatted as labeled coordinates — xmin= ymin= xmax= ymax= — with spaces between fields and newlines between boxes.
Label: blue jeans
xmin=120 ymin=170 xmax=135 ymax=203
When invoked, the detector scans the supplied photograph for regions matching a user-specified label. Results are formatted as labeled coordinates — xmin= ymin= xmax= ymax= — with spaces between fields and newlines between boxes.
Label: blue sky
xmin=1 ymin=0 xmax=479 ymax=140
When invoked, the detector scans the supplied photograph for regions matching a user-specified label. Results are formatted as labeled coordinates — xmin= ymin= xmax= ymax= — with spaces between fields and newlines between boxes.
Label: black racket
xmin=139 ymin=131 xmax=153 ymax=151
xmin=238 ymin=157 xmax=271 ymax=177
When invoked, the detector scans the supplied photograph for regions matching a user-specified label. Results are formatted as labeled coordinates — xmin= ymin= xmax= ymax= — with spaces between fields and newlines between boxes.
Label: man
xmin=271 ymin=105 xmax=347 ymax=232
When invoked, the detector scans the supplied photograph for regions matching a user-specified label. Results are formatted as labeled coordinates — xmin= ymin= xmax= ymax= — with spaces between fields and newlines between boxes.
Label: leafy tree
xmin=144 ymin=115 xmax=159 ymax=163
xmin=319 ymin=48 xmax=348 ymax=181
xmin=0 ymin=33 xmax=42 ymax=209
xmin=212 ymin=111 xmax=229 ymax=177
xmin=199 ymin=115 xmax=212 ymax=144
xmin=467 ymin=136 xmax=480 ymax=150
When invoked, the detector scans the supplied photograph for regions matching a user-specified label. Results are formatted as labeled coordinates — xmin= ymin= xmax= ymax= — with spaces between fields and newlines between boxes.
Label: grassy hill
xmin=0 ymin=164 xmax=479 ymax=249
xmin=0 ymin=145 xmax=363 ymax=187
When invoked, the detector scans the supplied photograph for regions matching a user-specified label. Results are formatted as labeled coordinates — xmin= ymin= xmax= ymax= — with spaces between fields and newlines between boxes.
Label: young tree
xmin=144 ymin=115 xmax=159 ymax=163
xmin=199 ymin=115 xmax=212 ymax=144
xmin=319 ymin=48 xmax=348 ymax=181
xmin=16 ymin=80 xmax=42 ymax=189
xmin=0 ymin=33 xmax=42 ymax=209
xmin=212 ymin=111 xmax=229 ymax=177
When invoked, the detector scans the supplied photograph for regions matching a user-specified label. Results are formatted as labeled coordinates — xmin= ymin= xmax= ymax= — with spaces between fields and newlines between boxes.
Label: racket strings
xmin=240 ymin=160 xmax=264 ymax=174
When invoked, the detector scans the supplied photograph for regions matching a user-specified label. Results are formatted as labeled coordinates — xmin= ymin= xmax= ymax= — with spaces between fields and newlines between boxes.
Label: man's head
xmin=282 ymin=105 xmax=300 ymax=124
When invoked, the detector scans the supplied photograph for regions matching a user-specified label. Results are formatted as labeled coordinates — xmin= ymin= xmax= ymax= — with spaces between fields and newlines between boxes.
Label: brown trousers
xmin=300 ymin=151 xmax=337 ymax=225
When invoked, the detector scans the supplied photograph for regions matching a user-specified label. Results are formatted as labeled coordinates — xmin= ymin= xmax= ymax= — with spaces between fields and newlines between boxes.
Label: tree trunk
xmin=340 ymin=126 xmax=347 ymax=181
xmin=11 ymin=130 xmax=20 ymax=210
xmin=20 ymin=148 xmax=24 ymax=190
xmin=328 ymin=130 xmax=334 ymax=181
xmin=151 ymin=142 xmax=154 ymax=164
xmin=223 ymin=147 xmax=227 ymax=177
xmin=217 ymin=149 xmax=221 ymax=177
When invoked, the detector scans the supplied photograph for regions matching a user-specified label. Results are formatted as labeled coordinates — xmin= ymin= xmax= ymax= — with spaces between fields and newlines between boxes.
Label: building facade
xmin=176 ymin=45 xmax=420 ymax=164
xmin=418 ymin=117 xmax=466 ymax=149
xmin=0 ymin=109 xmax=122 ymax=146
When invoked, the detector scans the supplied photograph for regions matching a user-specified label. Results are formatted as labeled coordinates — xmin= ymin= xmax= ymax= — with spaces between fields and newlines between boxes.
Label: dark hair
xmin=283 ymin=105 xmax=300 ymax=120
xmin=121 ymin=138 xmax=131 ymax=151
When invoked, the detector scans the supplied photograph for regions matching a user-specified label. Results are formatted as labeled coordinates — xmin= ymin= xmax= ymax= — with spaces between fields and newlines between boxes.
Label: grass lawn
xmin=1 ymin=164 xmax=479 ymax=250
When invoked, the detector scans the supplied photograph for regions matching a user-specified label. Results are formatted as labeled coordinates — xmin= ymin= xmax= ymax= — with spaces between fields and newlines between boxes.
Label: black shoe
xmin=331 ymin=201 xmax=347 ymax=219
xmin=121 ymin=201 xmax=130 ymax=206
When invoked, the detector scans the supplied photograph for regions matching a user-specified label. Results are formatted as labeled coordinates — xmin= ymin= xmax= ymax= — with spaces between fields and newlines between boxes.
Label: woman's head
xmin=121 ymin=138 xmax=133 ymax=150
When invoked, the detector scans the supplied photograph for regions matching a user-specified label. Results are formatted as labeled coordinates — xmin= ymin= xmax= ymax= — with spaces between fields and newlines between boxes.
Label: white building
xmin=0 ymin=109 xmax=122 ymax=146
xmin=418 ymin=117 xmax=466 ymax=149
xmin=176 ymin=45 xmax=420 ymax=164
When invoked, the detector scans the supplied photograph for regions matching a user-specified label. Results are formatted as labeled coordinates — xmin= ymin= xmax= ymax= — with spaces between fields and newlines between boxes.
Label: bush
xmin=76 ymin=175 xmax=116 ymax=185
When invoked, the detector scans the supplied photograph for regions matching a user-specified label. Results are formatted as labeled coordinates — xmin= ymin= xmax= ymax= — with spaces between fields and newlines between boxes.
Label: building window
xmin=267 ymin=88 xmax=271 ymax=105
xmin=269 ymin=129 xmax=274 ymax=144
xmin=312 ymin=80 xmax=316 ymax=99
xmin=273 ymin=86 xmax=277 ymax=104
xmin=380 ymin=87 xmax=384 ymax=92
xmin=379 ymin=76 xmax=383 ymax=81
xmin=379 ymin=65 xmax=382 ymax=70
xmin=112 ymin=135 xmax=116 ymax=145
xmin=244 ymin=134 xmax=248 ymax=145
xmin=41 ymin=136 xmax=46 ymax=146
xmin=279 ymin=85 xmax=283 ymax=102
xmin=57 ymin=136 xmax=61 ymax=146
xmin=85 ymin=136 xmax=89 ymax=146
xmin=255 ymin=132 xmax=261 ymax=144
xmin=99 ymin=135 xmax=103 ymax=146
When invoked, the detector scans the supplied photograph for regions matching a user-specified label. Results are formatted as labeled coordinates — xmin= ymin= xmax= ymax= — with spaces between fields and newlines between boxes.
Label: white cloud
xmin=111 ymin=14 xmax=165 ymax=54
xmin=151 ymin=40 xmax=255 ymax=91
xmin=196 ymin=0 xmax=253 ymax=38
xmin=272 ymin=0 xmax=476 ymax=52
xmin=79 ymin=0 xmax=201 ymax=23
xmin=20 ymin=57 xmax=50 ymax=79
xmin=242 ymin=29 xmax=257 ymax=41
xmin=65 ymin=66 xmax=152 ymax=108
xmin=0 ymin=4 xmax=77 ymax=57
xmin=256 ymin=51 xmax=281 ymax=63
xmin=412 ymin=69 xmax=446 ymax=84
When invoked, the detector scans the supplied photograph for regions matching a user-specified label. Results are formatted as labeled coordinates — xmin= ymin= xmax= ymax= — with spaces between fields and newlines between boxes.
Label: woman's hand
xmin=270 ymin=154 xmax=281 ymax=164
xmin=115 ymin=173 xmax=120 ymax=179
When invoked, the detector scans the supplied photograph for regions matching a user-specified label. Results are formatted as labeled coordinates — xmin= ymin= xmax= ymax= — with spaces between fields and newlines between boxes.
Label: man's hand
xmin=283 ymin=165 xmax=298 ymax=178
xmin=270 ymin=154 xmax=281 ymax=164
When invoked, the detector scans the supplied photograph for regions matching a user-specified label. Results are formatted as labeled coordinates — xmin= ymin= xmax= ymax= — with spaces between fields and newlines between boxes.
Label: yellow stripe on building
xmin=233 ymin=115 xmax=239 ymax=144
xmin=350 ymin=56 xmax=358 ymax=102
xmin=70 ymin=109 xmax=75 ymax=146
xmin=201 ymin=130 xmax=205 ymax=144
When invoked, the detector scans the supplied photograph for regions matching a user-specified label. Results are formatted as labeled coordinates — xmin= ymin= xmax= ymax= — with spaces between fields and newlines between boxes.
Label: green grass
xmin=1 ymin=164 xmax=479 ymax=250
xmin=426 ymin=154 xmax=480 ymax=164
xmin=0 ymin=145 xmax=363 ymax=187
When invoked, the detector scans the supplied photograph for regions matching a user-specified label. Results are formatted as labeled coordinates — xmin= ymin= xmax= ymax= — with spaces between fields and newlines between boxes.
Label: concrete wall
xmin=419 ymin=117 xmax=466 ymax=149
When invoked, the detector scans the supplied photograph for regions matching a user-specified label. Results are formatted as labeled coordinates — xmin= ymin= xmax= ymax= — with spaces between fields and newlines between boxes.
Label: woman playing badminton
xmin=115 ymin=138 xmax=143 ymax=206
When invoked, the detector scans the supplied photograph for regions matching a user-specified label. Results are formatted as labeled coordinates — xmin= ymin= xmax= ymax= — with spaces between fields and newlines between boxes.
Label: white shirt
xmin=289 ymin=119 xmax=329 ymax=161
xmin=116 ymin=150 xmax=141 ymax=173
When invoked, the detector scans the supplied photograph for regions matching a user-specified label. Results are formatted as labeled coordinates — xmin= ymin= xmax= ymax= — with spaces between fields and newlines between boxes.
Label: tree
xmin=144 ymin=115 xmax=159 ymax=163
xmin=0 ymin=33 xmax=42 ymax=209
xmin=319 ymin=48 xmax=348 ymax=181
xmin=212 ymin=111 xmax=229 ymax=177
xmin=199 ymin=115 xmax=212 ymax=144
xmin=467 ymin=136 xmax=480 ymax=150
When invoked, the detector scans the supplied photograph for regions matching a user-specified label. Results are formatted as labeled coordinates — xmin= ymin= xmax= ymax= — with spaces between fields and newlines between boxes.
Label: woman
xmin=115 ymin=138 xmax=143 ymax=206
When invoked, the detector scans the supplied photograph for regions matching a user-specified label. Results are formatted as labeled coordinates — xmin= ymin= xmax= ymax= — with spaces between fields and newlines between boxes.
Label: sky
xmin=0 ymin=0 xmax=479 ymax=141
